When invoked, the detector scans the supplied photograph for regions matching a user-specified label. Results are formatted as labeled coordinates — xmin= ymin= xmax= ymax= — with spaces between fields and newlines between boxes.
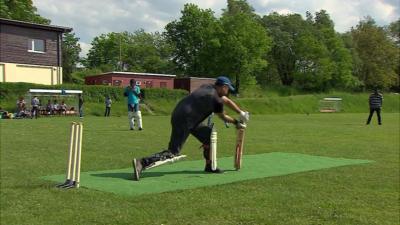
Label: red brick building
xmin=85 ymin=72 xmax=176 ymax=89
xmin=174 ymin=77 xmax=216 ymax=93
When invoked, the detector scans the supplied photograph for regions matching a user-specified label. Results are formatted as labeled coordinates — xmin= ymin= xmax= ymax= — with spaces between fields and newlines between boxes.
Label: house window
xmin=28 ymin=39 xmax=45 ymax=53
xmin=160 ymin=82 xmax=167 ymax=88
xmin=145 ymin=81 xmax=153 ymax=88
xmin=113 ymin=80 xmax=122 ymax=86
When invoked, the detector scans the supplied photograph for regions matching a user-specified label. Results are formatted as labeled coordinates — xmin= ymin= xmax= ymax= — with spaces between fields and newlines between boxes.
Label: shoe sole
xmin=132 ymin=159 xmax=140 ymax=181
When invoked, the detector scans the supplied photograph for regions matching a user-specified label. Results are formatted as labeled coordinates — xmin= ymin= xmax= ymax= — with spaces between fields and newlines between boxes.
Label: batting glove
xmin=239 ymin=111 xmax=250 ymax=123
xmin=234 ymin=119 xmax=247 ymax=129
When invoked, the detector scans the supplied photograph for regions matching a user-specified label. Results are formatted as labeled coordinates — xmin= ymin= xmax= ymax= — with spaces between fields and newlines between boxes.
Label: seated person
xmin=68 ymin=107 xmax=76 ymax=115
xmin=46 ymin=100 xmax=53 ymax=115
xmin=0 ymin=107 xmax=9 ymax=119
xmin=59 ymin=101 xmax=68 ymax=115
xmin=53 ymin=100 xmax=60 ymax=115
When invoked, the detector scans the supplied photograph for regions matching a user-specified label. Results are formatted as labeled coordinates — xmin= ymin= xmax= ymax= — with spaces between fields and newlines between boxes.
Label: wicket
xmin=57 ymin=122 xmax=83 ymax=189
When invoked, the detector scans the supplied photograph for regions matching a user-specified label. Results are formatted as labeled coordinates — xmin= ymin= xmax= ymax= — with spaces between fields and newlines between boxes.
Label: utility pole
xmin=119 ymin=34 xmax=122 ymax=71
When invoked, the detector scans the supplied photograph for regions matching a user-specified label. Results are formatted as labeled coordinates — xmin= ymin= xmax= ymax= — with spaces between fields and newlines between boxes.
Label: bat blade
xmin=234 ymin=128 xmax=245 ymax=170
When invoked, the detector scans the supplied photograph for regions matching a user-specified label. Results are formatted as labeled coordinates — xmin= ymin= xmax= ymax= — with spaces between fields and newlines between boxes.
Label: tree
xmin=165 ymin=3 xmax=222 ymax=76
xmin=263 ymin=10 xmax=355 ymax=91
xmin=262 ymin=13 xmax=306 ymax=86
xmin=351 ymin=17 xmax=399 ymax=90
xmin=312 ymin=10 xmax=354 ymax=89
xmin=85 ymin=32 xmax=122 ymax=71
xmin=219 ymin=0 xmax=271 ymax=93
xmin=124 ymin=30 xmax=175 ymax=74
xmin=86 ymin=31 xmax=174 ymax=74
xmin=0 ymin=0 xmax=50 ymax=24
xmin=62 ymin=33 xmax=81 ymax=82
xmin=387 ymin=18 xmax=400 ymax=46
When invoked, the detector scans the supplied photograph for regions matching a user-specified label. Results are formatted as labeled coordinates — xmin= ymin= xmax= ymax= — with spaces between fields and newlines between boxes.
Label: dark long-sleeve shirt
xmin=369 ymin=93 xmax=383 ymax=109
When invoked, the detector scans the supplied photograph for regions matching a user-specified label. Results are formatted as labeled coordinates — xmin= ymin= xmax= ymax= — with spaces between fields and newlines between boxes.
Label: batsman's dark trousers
xmin=141 ymin=123 xmax=212 ymax=167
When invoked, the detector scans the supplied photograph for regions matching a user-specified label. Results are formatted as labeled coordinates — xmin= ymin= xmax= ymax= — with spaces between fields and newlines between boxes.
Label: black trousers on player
xmin=366 ymin=108 xmax=382 ymax=125
xmin=104 ymin=107 xmax=111 ymax=117
xmin=141 ymin=123 xmax=212 ymax=167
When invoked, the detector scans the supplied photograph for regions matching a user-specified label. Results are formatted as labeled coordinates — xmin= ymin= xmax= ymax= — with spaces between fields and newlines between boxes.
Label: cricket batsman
xmin=132 ymin=76 xmax=249 ymax=181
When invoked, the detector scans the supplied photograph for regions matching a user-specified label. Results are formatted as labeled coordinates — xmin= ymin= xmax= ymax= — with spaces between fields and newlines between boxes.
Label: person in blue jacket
xmin=124 ymin=79 xmax=143 ymax=130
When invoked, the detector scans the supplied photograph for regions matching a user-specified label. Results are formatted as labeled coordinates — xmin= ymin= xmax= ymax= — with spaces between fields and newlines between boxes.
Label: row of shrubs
xmin=0 ymin=82 xmax=188 ymax=102
xmin=1 ymin=82 xmax=398 ymax=115
xmin=0 ymin=82 xmax=188 ymax=114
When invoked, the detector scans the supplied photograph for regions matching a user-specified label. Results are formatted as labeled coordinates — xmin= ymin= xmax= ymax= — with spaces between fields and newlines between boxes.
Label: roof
xmin=175 ymin=77 xmax=216 ymax=80
xmin=93 ymin=71 xmax=177 ymax=78
xmin=0 ymin=18 xmax=72 ymax=33
xmin=323 ymin=98 xmax=342 ymax=101
xmin=29 ymin=89 xmax=82 ymax=94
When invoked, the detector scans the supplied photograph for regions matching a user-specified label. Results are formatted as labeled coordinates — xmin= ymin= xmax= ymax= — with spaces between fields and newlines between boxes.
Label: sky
xmin=32 ymin=0 xmax=399 ymax=57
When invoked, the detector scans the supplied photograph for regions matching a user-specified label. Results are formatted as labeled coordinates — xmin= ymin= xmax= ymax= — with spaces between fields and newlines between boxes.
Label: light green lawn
xmin=1 ymin=113 xmax=399 ymax=225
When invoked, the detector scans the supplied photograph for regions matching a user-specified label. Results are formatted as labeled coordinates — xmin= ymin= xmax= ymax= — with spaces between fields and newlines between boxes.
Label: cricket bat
xmin=234 ymin=128 xmax=245 ymax=170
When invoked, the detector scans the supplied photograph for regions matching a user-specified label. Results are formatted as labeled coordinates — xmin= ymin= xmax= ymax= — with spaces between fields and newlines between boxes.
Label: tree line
xmin=1 ymin=0 xmax=399 ymax=92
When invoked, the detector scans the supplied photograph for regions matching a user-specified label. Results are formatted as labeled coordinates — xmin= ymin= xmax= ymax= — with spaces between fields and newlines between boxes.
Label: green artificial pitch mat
xmin=43 ymin=152 xmax=372 ymax=196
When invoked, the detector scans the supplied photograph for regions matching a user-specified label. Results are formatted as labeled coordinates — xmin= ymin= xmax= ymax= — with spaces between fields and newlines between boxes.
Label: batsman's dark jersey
xmin=141 ymin=84 xmax=224 ymax=167
xmin=168 ymin=84 xmax=223 ymax=154
xmin=172 ymin=84 xmax=223 ymax=129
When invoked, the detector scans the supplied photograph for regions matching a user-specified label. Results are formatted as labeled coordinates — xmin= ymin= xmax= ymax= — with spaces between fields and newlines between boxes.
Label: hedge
xmin=0 ymin=82 xmax=188 ymax=111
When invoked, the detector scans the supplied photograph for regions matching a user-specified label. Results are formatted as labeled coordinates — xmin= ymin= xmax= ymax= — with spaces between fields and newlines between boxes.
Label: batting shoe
xmin=132 ymin=158 xmax=143 ymax=181
xmin=204 ymin=164 xmax=224 ymax=173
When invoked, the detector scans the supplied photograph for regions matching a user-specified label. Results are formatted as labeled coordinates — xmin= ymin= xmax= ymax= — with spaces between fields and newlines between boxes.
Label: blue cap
xmin=215 ymin=76 xmax=235 ymax=92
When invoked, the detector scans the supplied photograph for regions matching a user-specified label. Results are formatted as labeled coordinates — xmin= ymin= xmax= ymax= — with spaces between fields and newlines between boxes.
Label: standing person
xmin=124 ymin=79 xmax=143 ymax=130
xmin=30 ymin=96 xmax=40 ymax=119
xmin=78 ymin=94 xmax=84 ymax=118
xmin=132 ymin=76 xmax=249 ymax=181
xmin=16 ymin=96 xmax=26 ymax=112
xmin=366 ymin=89 xmax=383 ymax=125
xmin=104 ymin=96 xmax=112 ymax=117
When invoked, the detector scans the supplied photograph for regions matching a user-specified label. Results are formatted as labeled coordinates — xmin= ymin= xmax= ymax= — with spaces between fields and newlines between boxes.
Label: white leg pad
xmin=128 ymin=112 xmax=135 ymax=128
xmin=146 ymin=155 xmax=187 ymax=170
xmin=135 ymin=111 xmax=143 ymax=129
xmin=211 ymin=129 xmax=217 ymax=170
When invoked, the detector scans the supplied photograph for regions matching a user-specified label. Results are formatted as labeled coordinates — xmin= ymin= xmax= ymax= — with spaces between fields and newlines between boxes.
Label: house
xmin=0 ymin=18 xmax=72 ymax=85
xmin=174 ymin=77 xmax=216 ymax=93
xmin=85 ymin=71 xmax=176 ymax=89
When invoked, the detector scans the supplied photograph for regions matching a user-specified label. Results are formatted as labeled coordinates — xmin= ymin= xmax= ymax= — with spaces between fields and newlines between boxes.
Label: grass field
xmin=1 ymin=113 xmax=399 ymax=225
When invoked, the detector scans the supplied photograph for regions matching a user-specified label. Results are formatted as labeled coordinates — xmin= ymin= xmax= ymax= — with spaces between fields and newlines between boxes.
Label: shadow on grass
xmin=91 ymin=169 xmax=236 ymax=180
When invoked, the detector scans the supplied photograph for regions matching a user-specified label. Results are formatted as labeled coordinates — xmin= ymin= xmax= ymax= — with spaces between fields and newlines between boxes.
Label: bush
xmin=0 ymin=82 xmax=188 ymax=115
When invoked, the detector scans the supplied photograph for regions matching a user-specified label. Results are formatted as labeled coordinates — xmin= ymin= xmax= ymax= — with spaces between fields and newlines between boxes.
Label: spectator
xmin=366 ymin=89 xmax=383 ymax=125
xmin=46 ymin=100 xmax=53 ymax=115
xmin=31 ymin=96 xmax=40 ymax=119
xmin=0 ymin=107 xmax=9 ymax=119
xmin=16 ymin=97 xmax=27 ymax=118
xmin=53 ymin=100 xmax=59 ymax=115
xmin=104 ymin=96 xmax=112 ymax=117
xmin=60 ymin=101 xmax=68 ymax=115
xmin=78 ymin=94 xmax=84 ymax=118
xmin=16 ymin=96 xmax=26 ymax=112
